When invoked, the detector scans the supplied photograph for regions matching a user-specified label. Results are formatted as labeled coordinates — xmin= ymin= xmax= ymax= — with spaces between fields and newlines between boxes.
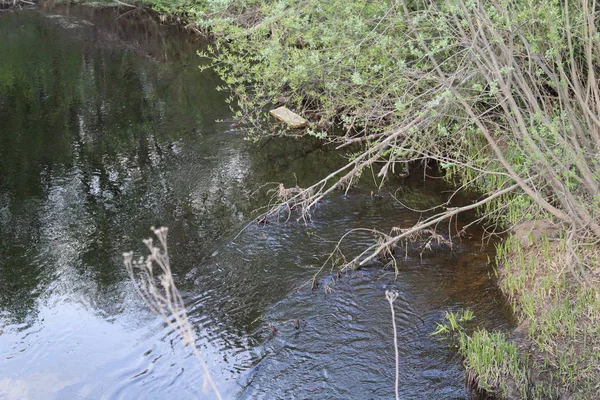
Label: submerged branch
xmin=355 ymin=177 xmax=533 ymax=267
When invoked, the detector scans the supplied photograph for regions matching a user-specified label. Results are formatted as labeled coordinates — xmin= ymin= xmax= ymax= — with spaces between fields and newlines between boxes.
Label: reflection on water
xmin=0 ymin=5 xmax=512 ymax=399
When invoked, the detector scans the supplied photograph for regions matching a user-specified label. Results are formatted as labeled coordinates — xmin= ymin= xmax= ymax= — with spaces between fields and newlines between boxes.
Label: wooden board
xmin=269 ymin=106 xmax=308 ymax=129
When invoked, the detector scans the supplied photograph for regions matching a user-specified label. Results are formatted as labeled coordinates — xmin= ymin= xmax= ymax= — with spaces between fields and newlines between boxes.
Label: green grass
xmin=464 ymin=234 xmax=600 ymax=399
xmin=460 ymin=330 xmax=528 ymax=398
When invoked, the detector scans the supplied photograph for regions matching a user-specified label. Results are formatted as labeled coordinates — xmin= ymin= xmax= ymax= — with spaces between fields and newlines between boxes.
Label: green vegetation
xmin=494 ymin=235 xmax=600 ymax=398
xmin=78 ymin=0 xmax=600 ymax=396
xmin=432 ymin=309 xmax=474 ymax=336
xmin=460 ymin=330 xmax=528 ymax=398
xmin=432 ymin=310 xmax=531 ymax=397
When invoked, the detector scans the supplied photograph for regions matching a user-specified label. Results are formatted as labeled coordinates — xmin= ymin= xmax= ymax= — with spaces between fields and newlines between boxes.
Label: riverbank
xmin=461 ymin=232 xmax=600 ymax=398
xmin=47 ymin=1 xmax=600 ymax=397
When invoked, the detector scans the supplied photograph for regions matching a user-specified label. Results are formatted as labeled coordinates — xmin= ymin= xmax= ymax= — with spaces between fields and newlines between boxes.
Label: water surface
xmin=0 ymin=6 xmax=512 ymax=399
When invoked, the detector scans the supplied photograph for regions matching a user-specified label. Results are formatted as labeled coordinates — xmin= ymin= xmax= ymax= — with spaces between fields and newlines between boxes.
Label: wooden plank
xmin=269 ymin=106 xmax=308 ymax=129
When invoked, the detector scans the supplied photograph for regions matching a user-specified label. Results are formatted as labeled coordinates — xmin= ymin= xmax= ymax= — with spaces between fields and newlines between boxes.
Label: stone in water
xmin=269 ymin=106 xmax=308 ymax=129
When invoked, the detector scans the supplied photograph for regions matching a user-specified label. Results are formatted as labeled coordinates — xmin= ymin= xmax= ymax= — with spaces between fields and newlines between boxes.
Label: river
xmin=0 ymin=5 xmax=512 ymax=399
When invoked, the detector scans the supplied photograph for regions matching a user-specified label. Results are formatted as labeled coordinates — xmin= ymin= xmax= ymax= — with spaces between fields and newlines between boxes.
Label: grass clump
xmin=491 ymin=234 xmax=600 ymax=398
xmin=432 ymin=309 xmax=475 ymax=336
xmin=460 ymin=330 xmax=529 ymax=398
xmin=432 ymin=310 xmax=530 ymax=397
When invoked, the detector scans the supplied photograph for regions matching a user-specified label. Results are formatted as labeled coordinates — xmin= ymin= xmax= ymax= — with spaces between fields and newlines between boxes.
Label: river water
xmin=0 ymin=5 xmax=513 ymax=399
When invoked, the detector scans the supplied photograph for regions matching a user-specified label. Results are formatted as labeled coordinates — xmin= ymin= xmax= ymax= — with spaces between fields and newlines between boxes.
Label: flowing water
xmin=0 ymin=5 xmax=513 ymax=399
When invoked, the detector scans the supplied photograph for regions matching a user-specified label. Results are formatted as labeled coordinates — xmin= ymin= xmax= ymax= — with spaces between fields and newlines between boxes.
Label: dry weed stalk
xmin=123 ymin=227 xmax=222 ymax=400
xmin=268 ymin=183 xmax=314 ymax=223
xmin=386 ymin=290 xmax=401 ymax=400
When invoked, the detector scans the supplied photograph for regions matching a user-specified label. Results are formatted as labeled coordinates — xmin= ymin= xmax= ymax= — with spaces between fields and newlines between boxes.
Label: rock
xmin=269 ymin=106 xmax=308 ymax=129
xmin=512 ymin=220 xmax=562 ymax=247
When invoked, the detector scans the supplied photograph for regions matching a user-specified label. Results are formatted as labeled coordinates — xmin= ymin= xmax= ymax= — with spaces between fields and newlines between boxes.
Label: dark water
xmin=0 ymin=5 xmax=512 ymax=399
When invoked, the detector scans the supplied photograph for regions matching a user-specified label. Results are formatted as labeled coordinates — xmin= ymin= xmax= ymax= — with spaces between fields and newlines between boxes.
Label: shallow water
xmin=0 ymin=5 xmax=512 ymax=399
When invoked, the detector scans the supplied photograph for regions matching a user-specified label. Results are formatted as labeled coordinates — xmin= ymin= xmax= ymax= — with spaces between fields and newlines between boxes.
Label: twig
xmin=356 ymin=177 xmax=534 ymax=267
xmin=386 ymin=290 xmax=400 ymax=400
xmin=113 ymin=0 xmax=136 ymax=8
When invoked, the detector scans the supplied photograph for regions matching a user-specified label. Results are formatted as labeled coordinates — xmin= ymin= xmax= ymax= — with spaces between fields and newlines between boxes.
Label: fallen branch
xmin=354 ymin=177 xmax=534 ymax=267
